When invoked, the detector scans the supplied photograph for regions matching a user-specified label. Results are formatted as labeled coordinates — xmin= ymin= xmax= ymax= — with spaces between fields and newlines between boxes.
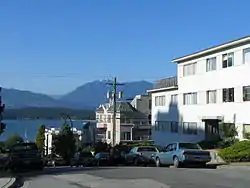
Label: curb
xmin=1 ymin=177 xmax=16 ymax=188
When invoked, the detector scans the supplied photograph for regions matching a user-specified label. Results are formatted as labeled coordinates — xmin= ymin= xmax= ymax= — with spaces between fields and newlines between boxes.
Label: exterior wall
xmin=177 ymin=43 xmax=250 ymax=140
xmin=131 ymin=94 xmax=151 ymax=115
xmin=151 ymin=89 xmax=204 ymax=146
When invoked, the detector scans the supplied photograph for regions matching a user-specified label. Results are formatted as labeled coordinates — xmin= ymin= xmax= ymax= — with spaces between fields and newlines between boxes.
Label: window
xmin=179 ymin=143 xmax=201 ymax=150
xmin=120 ymin=132 xmax=131 ymax=140
xmin=137 ymin=147 xmax=157 ymax=152
xmin=206 ymin=57 xmax=216 ymax=71
xmin=222 ymin=52 xmax=234 ymax=68
xmin=183 ymin=62 xmax=197 ymax=76
xmin=243 ymin=124 xmax=250 ymax=139
xmin=170 ymin=122 xmax=178 ymax=133
xmin=206 ymin=90 xmax=217 ymax=104
xmin=183 ymin=92 xmax=197 ymax=105
xmin=182 ymin=122 xmax=197 ymax=135
xmin=155 ymin=95 xmax=165 ymax=106
xmin=154 ymin=121 xmax=170 ymax=131
xmin=243 ymin=86 xmax=250 ymax=101
xmin=243 ymin=48 xmax=250 ymax=64
xmin=108 ymin=131 xmax=111 ymax=139
xmin=223 ymin=88 xmax=234 ymax=102
xmin=171 ymin=94 xmax=178 ymax=104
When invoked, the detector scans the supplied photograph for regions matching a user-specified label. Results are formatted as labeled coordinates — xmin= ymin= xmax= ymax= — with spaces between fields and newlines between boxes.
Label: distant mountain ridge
xmin=1 ymin=80 xmax=153 ymax=109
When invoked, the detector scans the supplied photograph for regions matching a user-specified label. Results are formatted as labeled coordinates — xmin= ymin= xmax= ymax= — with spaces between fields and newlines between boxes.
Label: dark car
xmin=95 ymin=152 xmax=110 ymax=166
xmin=6 ymin=142 xmax=44 ymax=171
xmin=125 ymin=146 xmax=160 ymax=166
xmin=70 ymin=152 xmax=97 ymax=167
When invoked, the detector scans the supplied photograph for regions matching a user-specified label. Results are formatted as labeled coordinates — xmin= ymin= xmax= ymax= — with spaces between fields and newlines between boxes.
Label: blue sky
xmin=0 ymin=0 xmax=249 ymax=95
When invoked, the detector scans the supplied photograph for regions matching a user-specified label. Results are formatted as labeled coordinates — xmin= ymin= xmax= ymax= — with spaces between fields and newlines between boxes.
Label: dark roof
xmin=107 ymin=101 xmax=137 ymax=113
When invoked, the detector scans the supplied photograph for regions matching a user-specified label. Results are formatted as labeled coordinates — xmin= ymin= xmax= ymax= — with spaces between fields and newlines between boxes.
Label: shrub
xmin=218 ymin=140 xmax=250 ymax=163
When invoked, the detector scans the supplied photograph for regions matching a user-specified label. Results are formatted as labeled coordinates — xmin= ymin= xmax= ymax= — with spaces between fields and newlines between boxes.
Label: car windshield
xmin=137 ymin=147 xmax=157 ymax=152
xmin=179 ymin=143 xmax=201 ymax=150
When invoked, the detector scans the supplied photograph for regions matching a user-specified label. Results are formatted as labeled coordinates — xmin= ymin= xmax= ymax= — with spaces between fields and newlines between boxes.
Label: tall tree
xmin=52 ymin=123 xmax=76 ymax=161
xmin=36 ymin=124 xmax=46 ymax=152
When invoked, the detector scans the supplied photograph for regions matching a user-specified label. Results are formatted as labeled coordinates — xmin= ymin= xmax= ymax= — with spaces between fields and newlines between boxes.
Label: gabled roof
xmin=172 ymin=36 xmax=250 ymax=63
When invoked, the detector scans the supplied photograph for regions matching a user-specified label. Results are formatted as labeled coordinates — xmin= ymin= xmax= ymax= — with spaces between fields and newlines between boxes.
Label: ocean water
xmin=0 ymin=119 xmax=86 ymax=141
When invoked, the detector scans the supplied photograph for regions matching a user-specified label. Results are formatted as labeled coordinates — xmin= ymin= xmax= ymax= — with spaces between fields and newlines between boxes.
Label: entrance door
xmin=203 ymin=119 xmax=220 ymax=141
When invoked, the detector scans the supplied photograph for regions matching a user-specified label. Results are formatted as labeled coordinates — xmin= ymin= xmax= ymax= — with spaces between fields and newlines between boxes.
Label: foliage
xmin=52 ymin=123 xmax=76 ymax=161
xmin=5 ymin=134 xmax=24 ymax=148
xmin=221 ymin=122 xmax=238 ymax=139
xmin=36 ymin=124 xmax=45 ymax=152
xmin=218 ymin=140 xmax=250 ymax=163
xmin=93 ymin=142 xmax=110 ymax=154
xmin=3 ymin=107 xmax=95 ymax=120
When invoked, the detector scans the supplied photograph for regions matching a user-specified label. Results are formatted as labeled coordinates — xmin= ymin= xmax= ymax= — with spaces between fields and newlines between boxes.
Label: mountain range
xmin=1 ymin=80 xmax=153 ymax=109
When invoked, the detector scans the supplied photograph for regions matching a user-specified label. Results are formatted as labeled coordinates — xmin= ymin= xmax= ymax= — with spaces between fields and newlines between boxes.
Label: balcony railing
xmin=154 ymin=76 xmax=178 ymax=89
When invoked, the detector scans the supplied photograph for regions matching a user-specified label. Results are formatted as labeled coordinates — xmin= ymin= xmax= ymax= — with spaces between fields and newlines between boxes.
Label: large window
xmin=206 ymin=57 xmax=216 ymax=72
xmin=182 ymin=122 xmax=197 ymax=135
xmin=223 ymin=88 xmax=234 ymax=102
xmin=222 ymin=52 xmax=234 ymax=68
xmin=183 ymin=62 xmax=197 ymax=76
xmin=183 ymin=92 xmax=197 ymax=105
xmin=206 ymin=90 xmax=217 ymax=104
xmin=243 ymin=86 xmax=250 ymax=101
xmin=155 ymin=95 xmax=165 ymax=106
xmin=243 ymin=48 xmax=250 ymax=64
xmin=171 ymin=94 xmax=178 ymax=104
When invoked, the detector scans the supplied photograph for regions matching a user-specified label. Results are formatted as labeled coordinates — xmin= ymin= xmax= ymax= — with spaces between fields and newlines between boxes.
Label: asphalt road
xmin=17 ymin=166 xmax=250 ymax=188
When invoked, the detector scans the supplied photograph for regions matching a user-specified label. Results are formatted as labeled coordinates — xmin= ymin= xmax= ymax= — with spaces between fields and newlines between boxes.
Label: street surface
xmin=17 ymin=166 xmax=250 ymax=188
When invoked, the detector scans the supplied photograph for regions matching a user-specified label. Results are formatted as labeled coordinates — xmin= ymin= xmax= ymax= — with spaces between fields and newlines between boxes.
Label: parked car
xmin=70 ymin=151 xmax=97 ymax=167
xmin=95 ymin=152 xmax=111 ymax=166
xmin=5 ymin=142 xmax=44 ymax=171
xmin=152 ymin=142 xmax=211 ymax=168
xmin=125 ymin=146 xmax=160 ymax=166
xmin=0 ymin=148 xmax=9 ymax=170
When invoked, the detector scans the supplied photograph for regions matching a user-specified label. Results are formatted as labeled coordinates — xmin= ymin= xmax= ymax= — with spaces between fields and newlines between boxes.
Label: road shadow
xmin=152 ymin=101 xmax=205 ymax=146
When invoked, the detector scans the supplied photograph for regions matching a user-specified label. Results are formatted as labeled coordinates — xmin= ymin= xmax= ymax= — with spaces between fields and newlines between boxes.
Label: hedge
xmin=218 ymin=140 xmax=250 ymax=163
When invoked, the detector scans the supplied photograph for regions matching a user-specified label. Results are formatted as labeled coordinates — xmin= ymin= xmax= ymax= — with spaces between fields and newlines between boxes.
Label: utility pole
xmin=106 ymin=77 xmax=124 ymax=146
xmin=0 ymin=87 xmax=6 ymax=134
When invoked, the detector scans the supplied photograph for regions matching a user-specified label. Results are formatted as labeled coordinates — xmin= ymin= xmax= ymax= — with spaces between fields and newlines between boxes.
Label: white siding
xmin=152 ymin=42 xmax=250 ymax=146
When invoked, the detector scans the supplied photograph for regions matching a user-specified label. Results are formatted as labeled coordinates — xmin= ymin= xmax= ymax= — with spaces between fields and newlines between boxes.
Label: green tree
xmin=5 ymin=134 xmax=24 ymax=148
xmin=36 ymin=124 xmax=45 ymax=152
xmin=52 ymin=123 xmax=76 ymax=161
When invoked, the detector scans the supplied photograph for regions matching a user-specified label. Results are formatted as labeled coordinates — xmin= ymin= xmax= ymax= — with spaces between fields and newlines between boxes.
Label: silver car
xmin=153 ymin=142 xmax=211 ymax=168
xmin=125 ymin=146 xmax=160 ymax=166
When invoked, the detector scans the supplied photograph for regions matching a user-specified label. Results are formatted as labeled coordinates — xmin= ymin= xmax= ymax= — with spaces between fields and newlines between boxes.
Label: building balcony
xmin=154 ymin=76 xmax=178 ymax=89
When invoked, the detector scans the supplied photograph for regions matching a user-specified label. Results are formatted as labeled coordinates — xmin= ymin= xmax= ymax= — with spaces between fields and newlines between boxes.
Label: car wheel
xmin=155 ymin=157 xmax=161 ymax=167
xmin=173 ymin=157 xmax=181 ymax=168
xmin=133 ymin=158 xmax=138 ymax=166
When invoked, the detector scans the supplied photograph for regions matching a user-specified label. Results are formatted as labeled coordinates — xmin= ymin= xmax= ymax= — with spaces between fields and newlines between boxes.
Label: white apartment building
xmin=96 ymin=101 xmax=152 ymax=145
xmin=148 ymin=36 xmax=250 ymax=146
